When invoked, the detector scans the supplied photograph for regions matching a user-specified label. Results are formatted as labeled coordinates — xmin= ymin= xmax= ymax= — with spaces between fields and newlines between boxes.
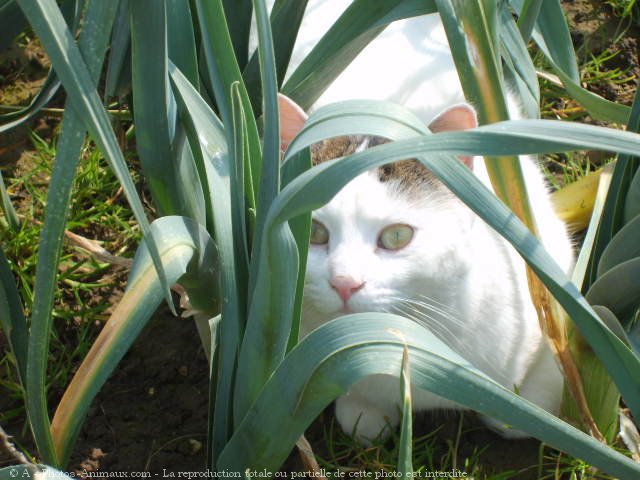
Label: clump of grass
xmin=542 ymin=448 xmax=625 ymax=480
xmin=539 ymin=151 xmax=616 ymax=193
xmin=538 ymin=47 xmax=636 ymax=124
xmin=0 ymin=129 xmax=140 ymax=426
xmin=534 ymin=6 xmax=636 ymax=191
xmin=605 ymin=0 xmax=639 ymax=22
xmin=310 ymin=413 xmax=558 ymax=479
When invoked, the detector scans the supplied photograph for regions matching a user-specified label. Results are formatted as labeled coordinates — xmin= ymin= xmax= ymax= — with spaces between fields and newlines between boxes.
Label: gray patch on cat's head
xmin=311 ymin=135 xmax=444 ymax=198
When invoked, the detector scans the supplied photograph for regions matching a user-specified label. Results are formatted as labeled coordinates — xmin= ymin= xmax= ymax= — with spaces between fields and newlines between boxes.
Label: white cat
xmin=259 ymin=0 xmax=574 ymax=442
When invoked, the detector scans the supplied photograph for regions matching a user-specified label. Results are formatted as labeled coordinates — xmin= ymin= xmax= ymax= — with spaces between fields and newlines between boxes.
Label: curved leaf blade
xmin=0 ymin=247 xmax=27 ymax=383
xmin=499 ymin=5 xmax=540 ymax=118
xmin=598 ymin=214 xmax=640 ymax=277
xmin=167 ymin=0 xmax=199 ymax=89
xmin=281 ymin=147 xmax=312 ymax=351
xmin=397 ymin=346 xmax=413 ymax=476
xmin=248 ymin=0 xmax=282 ymax=290
xmin=219 ymin=315 xmax=640 ymax=479
xmin=0 ymin=74 xmax=60 ymax=133
xmin=168 ymin=63 xmax=245 ymax=464
xmin=510 ymin=0 xmax=632 ymax=124
xmin=130 ymin=0 xmax=183 ymax=215
xmin=18 ymin=0 xmax=120 ymax=465
xmin=0 ymin=171 xmax=19 ymax=230
xmin=528 ymin=0 xmax=579 ymax=81
xmin=515 ymin=0 xmax=542 ymax=42
xmin=104 ymin=0 xmax=131 ymax=100
xmin=278 ymin=103 xmax=640 ymax=424
xmin=223 ymin=0 xmax=253 ymax=69
xmin=194 ymin=0 xmax=262 ymax=201
xmin=244 ymin=0 xmax=308 ymax=112
xmin=586 ymin=258 xmax=640 ymax=322
xmin=51 ymin=216 xmax=217 ymax=464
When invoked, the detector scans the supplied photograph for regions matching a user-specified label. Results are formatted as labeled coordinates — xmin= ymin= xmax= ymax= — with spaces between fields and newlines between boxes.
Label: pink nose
xmin=330 ymin=275 xmax=365 ymax=304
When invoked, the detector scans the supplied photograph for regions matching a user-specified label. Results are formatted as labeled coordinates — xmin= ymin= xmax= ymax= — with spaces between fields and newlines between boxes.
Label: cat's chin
xmin=302 ymin=296 xmax=394 ymax=334
xmin=331 ymin=301 xmax=376 ymax=317
xmin=317 ymin=307 xmax=354 ymax=321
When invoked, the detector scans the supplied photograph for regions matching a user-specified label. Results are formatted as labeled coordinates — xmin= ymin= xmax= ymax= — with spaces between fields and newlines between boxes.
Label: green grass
xmin=543 ymin=448 xmax=629 ymax=480
xmin=536 ymin=8 xmax=637 ymax=192
xmin=606 ymin=0 xmax=640 ymax=23
xmin=308 ymin=412 xmax=615 ymax=479
xmin=541 ymin=153 xmax=600 ymax=191
xmin=315 ymin=427 xmax=622 ymax=479
xmin=0 ymin=129 xmax=139 ymax=428
xmin=317 ymin=418 xmax=475 ymax=476
xmin=538 ymin=31 xmax=636 ymax=125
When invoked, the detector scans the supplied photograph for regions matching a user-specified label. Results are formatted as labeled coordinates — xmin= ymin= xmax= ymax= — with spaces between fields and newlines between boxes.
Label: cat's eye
xmin=310 ymin=220 xmax=329 ymax=245
xmin=377 ymin=224 xmax=414 ymax=250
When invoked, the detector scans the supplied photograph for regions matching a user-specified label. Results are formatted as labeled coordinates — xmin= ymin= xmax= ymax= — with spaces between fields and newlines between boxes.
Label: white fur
xmin=254 ymin=1 xmax=574 ymax=442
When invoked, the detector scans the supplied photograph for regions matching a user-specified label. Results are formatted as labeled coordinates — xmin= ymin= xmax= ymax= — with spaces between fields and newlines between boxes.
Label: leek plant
xmin=1 ymin=0 xmax=640 ymax=477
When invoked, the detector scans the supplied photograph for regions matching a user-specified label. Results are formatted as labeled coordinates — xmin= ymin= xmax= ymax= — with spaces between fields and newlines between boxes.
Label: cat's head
xmin=279 ymin=95 xmax=478 ymax=336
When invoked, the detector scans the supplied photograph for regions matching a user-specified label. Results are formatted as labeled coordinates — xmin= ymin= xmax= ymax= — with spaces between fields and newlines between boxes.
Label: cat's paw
xmin=480 ymin=415 xmax=530 ymax=439
xmin=335 ymin=393 xmax=399 ymax=444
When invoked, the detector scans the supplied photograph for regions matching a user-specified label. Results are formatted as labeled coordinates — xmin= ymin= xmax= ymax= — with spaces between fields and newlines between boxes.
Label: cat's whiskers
xmin=388 ymin=303 xmax=468 ymax=356
xmin=388 ymin=296 xmax=459 ymax=339
xmin=413 ymin=292 xmax=458 ymax=311
xmin=389 ymin=295 xmax=465 ymax=328
xmin=386 ymin=295 xmax=483 ymax=361
xmin=403 ymin=295 xmax=497 ymax=366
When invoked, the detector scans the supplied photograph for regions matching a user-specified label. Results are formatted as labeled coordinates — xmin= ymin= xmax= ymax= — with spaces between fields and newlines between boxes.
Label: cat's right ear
xmin=428 ymin=103 xmax=477 ymax=168
xmin=278 ymin=94 xmax=308 ymax=152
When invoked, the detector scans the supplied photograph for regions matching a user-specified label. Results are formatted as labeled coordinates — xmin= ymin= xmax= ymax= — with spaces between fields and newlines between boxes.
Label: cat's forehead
xmin=311 ymin=136 xmax=443 ymax=198
xmin=315 ymin=171 xmax=413 ymax=223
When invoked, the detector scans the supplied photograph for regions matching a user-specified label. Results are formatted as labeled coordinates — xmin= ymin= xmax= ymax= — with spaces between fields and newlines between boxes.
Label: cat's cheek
xmin=399 ymin=227 xmax=471 ymax=280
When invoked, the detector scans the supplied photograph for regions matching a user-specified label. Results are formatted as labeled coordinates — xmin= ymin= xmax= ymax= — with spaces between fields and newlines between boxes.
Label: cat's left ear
xmin=428 ymin=103 xmax=477 ymax=168
xmin=278 ymin=93 xmax=308 ymax=152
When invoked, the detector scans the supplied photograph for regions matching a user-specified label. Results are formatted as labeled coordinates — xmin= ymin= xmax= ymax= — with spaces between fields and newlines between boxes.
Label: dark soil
xmin=67 ymin=309 xmax=210 ymax=475
xmin=563 ymin=0 xmax=639 ymax=108
xmin=0 ymin=38 xmax=50 ymax=106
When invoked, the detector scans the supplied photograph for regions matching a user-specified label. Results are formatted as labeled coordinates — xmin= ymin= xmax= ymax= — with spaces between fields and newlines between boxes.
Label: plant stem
xmin=0 ymin=104 xmax=132 ymax=120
